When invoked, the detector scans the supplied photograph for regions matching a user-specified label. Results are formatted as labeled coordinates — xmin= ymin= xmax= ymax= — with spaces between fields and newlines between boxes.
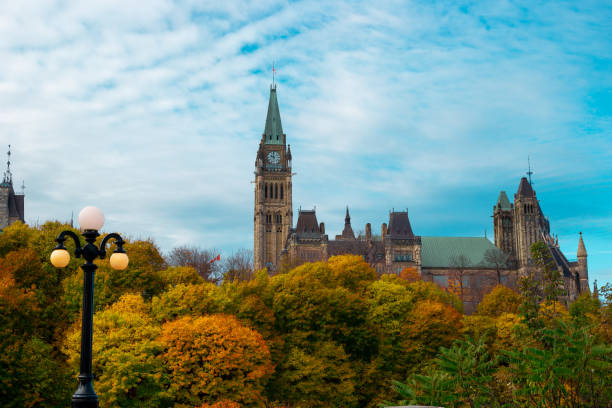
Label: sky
xmin=0 ymin=0 xmax=610 ymax=284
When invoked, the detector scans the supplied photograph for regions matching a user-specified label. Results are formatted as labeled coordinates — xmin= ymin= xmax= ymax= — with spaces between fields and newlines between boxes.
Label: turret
xmin=577 ymin=232 xmax=588 ymax=292
xmin=337 ymin=206 xmax=355 ymax=240
xmin=493 ymin=190 xmax=514 ymax=257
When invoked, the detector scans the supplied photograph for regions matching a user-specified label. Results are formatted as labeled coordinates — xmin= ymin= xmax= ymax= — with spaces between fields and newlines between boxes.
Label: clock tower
xmin=254 ymin=85 xmax=293 ymax=272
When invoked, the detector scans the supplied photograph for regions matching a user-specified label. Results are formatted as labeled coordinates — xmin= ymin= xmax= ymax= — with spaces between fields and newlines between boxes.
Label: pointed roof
xmin=577 ymin=232 xmax=587 ymax=257
xmin=295 ymin=210 xmax=320 ymax=234
xmin=496 ymin=191 xmax=512 ymax=210
xmin=517 ymin=177 xmax=535 ymax=197
xmin=263 ymin=86 xmax=284 ymax=145
xmin=387 ymin=211 xmax=415 ymax=238
xmin=340 ymin=206 xmax=355 ymax=240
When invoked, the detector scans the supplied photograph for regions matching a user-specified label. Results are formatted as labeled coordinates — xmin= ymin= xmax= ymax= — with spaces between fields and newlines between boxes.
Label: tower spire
xmin=263 ymin=85 xmax=284 ymax=145
xmin=527 ymin=156 xmax=534 ymax=185
xmin=3 ymin=145 xmax=12 ymax=184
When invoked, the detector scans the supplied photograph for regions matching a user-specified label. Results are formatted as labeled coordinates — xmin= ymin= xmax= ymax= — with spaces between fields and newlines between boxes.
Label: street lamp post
xmin=50 ymin=206 xmax=129 ymax=408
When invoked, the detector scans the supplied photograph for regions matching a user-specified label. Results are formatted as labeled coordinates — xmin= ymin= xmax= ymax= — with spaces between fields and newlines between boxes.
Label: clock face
xmin=267 ymin=151 xmax=280 ymax=164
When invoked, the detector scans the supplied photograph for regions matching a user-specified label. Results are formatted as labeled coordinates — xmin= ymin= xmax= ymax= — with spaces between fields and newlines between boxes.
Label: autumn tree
xmin=167 ymin=245 xmax=222 ymax=282
xmin=449 ymin=254 xmax=470 ymax=304
xmin=476 ymin=284 xmax=521 ymax=317
xmin=160 ymin=314 xmax=274 ymax=407
xmin=63 ymin=294 xmax=168 ymax=408
xmin=272 ymin=342 xmax=357 ymax=408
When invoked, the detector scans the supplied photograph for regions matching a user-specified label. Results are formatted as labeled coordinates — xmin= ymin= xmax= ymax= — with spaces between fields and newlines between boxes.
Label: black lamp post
xmin=50 ymin=206 xmax=129 ymax=408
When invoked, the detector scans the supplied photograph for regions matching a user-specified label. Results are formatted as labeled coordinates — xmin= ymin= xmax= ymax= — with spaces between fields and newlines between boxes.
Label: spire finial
xmin=3 ymin=144 xmax=12 ymax=184
xmin=272 ymin=62 xmax=276 ymax=89
xmin=527 ymin=156 xmax=534 ymax=185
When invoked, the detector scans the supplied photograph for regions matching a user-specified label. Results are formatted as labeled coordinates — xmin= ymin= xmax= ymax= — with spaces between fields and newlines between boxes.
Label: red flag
xmin=209 ymin=254 xmax=221 ymax=263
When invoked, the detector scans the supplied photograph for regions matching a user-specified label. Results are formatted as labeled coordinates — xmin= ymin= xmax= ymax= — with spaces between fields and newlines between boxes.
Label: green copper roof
xmin=263 ymin=86 xmax=284 ymax=145
xmin=421 ymin=236 xmax=506 ymax=268
xmin=496 ymin=191 xmax=512 ymax=210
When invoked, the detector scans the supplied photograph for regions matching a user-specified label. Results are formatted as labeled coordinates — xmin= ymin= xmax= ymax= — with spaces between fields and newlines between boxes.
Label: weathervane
xmin=272 ymin=62 xmax=277 ymax=88
xmin=527 ymin=156 xmax=534 ymax=185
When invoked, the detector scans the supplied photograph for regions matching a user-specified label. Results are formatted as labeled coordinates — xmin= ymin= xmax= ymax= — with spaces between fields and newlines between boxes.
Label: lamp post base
xmin=72 ymin=375 xmax=99 ymax=408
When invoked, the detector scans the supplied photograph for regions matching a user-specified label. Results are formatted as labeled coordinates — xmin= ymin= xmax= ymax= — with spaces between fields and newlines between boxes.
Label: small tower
xmin=493 ymin=190 xmax=514 ymax=258
xmin=514 ymin=177 xmax=540 ymax=267
xmin=577 ymin=232 xmax=588 ymax=292
xmin=253 ymin=85 xmax=293 ymax=272
xmin=337 ymin=206 xmax=356 ymax=240
xmin=0 ymin=145 xmax=25 ymax=230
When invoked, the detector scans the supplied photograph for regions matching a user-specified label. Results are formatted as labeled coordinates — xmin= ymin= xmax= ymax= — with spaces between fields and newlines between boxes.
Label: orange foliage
xmin=399 ymin=267 xmax=420 ymax=282
xmin=404 ymin=299 xmax=463 ymax=357
xmin=198 ymin=401 xmax=241 ymax=408
xmin=161 ymin=314 xmax=274 ymax=407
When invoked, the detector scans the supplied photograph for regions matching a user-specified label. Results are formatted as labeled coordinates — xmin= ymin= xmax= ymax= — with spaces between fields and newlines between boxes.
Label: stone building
xmin=0 ymin=146 xmax=25 ymax=231
xmin=253 ymin=85 xmax=293 ymax=271
xmin=252 ymin=86 xmax=588 ymax=312
xmin=493 ymin=178 xmax=588 ymax=303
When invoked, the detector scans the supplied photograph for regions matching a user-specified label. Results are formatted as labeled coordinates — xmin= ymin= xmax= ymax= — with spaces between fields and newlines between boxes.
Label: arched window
xmin=265 ymin=184 xmax=268 ymax=199
xmin=280 ymin=184 xmax=284 ymax=200
xmin=275 ymin=184 xmax=278 ymax=199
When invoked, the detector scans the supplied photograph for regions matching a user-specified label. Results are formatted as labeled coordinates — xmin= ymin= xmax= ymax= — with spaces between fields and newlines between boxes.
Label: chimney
xmin=319 ymin=222 xmax=325 ymax=234
xmin=381 ymin=223 xmax=387 ymax=240
xmin=365 ymin=223 xmax=371 ymax=240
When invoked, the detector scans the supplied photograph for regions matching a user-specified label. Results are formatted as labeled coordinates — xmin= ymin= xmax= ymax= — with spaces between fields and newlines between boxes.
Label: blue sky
xmin=1 ymin=0 xmax=610 ymax=285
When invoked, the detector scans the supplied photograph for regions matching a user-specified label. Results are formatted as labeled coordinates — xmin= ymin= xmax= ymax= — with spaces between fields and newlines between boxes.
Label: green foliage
xmin=0 ymin=336 xmax=71 ymax=408
xmin=273 ymin=342 xmax=357 ymax=408
xmin=388 ymin=336 xmax=498 ymax=407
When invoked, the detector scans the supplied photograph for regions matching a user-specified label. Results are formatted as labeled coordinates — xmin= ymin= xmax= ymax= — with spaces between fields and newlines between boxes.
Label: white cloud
xmin=0 ymin=0 xmax=610 ymax=282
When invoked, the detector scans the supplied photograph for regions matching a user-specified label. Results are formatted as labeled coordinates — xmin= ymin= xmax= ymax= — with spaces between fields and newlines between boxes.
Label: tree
xmin=63 ymin=294 xmax=168 ymax=408
xmin=160 ymin=314 xmax=274 ymax=407
xmin=167 ymin=245 xmax=222 ymax=283
xmin=449 ymin=254 xmax=470 ymax=304
xmin=150 ymin=282 xmax=221 ymax=323
xmin=222 ymin=248 xmax=254 ymax=282
xmin=158 ymin=266 xmax=203 ymax=288
xmin=483 ymin=248 xmax=510 ymax=285
xmin=476 ymin=284 xmax=521 ymax=317
xmin=272 ymin=342 xmax=357 ymax=408
xmin=388 ymin=336 xmax=499 ymax=408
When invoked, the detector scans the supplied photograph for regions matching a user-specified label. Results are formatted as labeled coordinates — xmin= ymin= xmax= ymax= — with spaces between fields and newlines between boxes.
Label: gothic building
xmin=253 ymin=85 xmax=293 ymax=271
xmin=0 ymin=146 xmax=25 ymax=231
xmin=252 ymin=86 xmax=589 ymax=312
xmin=493 ymin=178 xmax=588 ymax=303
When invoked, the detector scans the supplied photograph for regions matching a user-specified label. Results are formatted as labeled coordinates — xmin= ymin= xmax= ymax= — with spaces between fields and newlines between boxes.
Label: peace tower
xmin=253 ymin=85 xmax=293 ymax=271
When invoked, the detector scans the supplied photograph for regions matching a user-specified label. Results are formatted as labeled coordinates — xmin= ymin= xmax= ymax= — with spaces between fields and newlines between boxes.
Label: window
xmin=274 ymin=184 xmax=278 ymax=199
xmin=433 ymin=275 xmax=449 ymax=288
xmin=265 ymin=184 xmax=268 ymax=199
xmin=280 ymin=184 xmax=284 ymax=199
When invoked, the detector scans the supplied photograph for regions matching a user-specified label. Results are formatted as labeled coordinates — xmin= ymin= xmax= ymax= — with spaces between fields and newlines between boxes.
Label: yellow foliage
xmin=539 ymin=300 xmax=569 ymax=324
xmin=495 ymin=312 xmax=523 ymax=350
xmin=477 ymin=285 xmax=521 ymax=317
xmin=150 ymin=282 xmax=220 ymax=323
xmin=158 ymin=266 xmax=203 ymax=287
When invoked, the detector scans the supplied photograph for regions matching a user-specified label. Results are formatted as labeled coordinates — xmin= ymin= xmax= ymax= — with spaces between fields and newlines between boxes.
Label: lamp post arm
xmin=55 ymin=230 xmax=83 ymax=258
xmin=99 ymin=233 xmax=126 ymax=259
